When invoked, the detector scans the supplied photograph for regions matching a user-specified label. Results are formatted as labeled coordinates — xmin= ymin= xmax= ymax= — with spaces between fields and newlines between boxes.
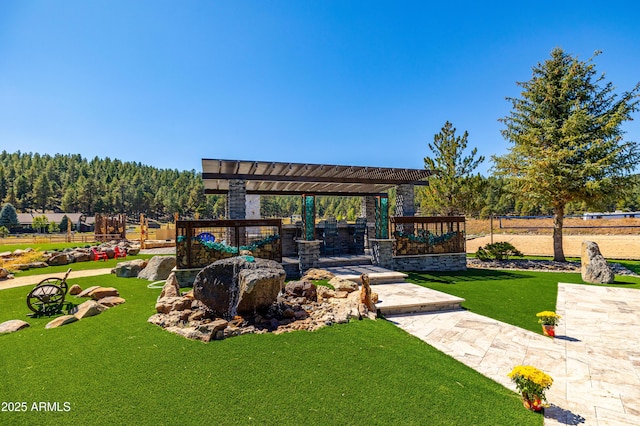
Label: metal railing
xmin=176 ymin=219 xmax=282 ymax=269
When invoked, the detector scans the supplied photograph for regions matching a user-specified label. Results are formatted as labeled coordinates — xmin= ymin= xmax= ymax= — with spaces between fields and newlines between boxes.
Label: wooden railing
xmin=390 ymin=216 xmax=465 ymax=256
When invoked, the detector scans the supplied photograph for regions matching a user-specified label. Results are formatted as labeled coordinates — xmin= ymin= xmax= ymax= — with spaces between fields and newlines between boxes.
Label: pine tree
xmin=422 ymin=121 xmax=485 ymax=216
xmin=494 ymin=48 xmax=640 ymax=261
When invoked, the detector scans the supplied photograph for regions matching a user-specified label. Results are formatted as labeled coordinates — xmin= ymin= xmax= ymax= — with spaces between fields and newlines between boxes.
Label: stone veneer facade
xmin=371 ymin=238 xmax=466 ymax=272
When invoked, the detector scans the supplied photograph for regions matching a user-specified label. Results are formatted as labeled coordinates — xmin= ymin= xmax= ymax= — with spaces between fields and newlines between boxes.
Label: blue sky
xmin=1 ymin=1 xmax=639 ymax=176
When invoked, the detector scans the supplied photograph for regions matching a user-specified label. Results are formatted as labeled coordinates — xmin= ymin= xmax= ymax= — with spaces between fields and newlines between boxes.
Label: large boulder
xmin=284 ymin=280 xmax=317 ymax=300
xmin=70 ymin=250 xmax=92 ymax=263
xmin=0 ymin=319 xmax=30 ymax=333
xmin=138 ymin=256 xmax=176 ymax=281
xmin=0 ymin=268 xmax=9 ymax=279
xmin=581 ymin=241 xmax=615 ymax=284
xmin=193 ymin=257 xmax=285 ymax=319
xmin=47 ymin=253 xmax=71 ymax=266
xmin=113 ymin=259 xmax=148 ymax=278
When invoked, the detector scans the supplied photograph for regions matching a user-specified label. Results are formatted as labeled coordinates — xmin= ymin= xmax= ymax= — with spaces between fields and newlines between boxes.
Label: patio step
xmin=333 ymin=271 xmax=409 ymax=285
xmin=373 ymin=283 xmax=465 ymax=315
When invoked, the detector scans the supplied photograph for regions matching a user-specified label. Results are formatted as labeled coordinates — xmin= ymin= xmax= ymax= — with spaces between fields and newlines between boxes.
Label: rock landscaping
xmin=1 ymin=284 xmax=127 ymax=333
xmin=149 ymin=258 xmax=377 ymax=342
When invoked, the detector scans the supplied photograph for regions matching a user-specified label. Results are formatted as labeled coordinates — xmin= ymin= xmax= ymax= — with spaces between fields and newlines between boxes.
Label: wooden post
xmin=140 ymin=213 xmax=146 ymax=249
xmin=490 ymin=214 xmax=494 ymax=244
xmin=66 ymin=216 xmax=72 ymax=242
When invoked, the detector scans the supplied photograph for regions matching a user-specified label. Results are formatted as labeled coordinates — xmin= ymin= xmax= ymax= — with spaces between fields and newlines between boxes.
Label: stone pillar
xmin=361 ymin=195 xmax=376 ymax=243
xmin=370 ymin=239 xmax=395 ymax=269
xmin=297 ymin=240 xmax=322 ymax=275
xmin=226 ymin=179 xmax=247 ymax=219
xmin=395 ymin=184 xmax=415 ymax=217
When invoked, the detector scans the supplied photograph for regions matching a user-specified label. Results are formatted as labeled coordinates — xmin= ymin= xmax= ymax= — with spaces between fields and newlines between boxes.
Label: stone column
xmin=361 ymin=195 xmax=376 ymax=243
xmin=395 ymin=184 xmax=415 ymax=217
xmin=297 ymin=240 xmax=322 ymax=275
xmin=370 ymin=239 xmax=395 ymax=269
xmin=226 ymin=179 xmax=247 ymax=219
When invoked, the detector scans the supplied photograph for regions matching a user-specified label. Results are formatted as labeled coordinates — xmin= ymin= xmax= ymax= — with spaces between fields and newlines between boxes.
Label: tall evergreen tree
xmin=422 ymin=121 xmax=485 ymax=216
xmin=494 ymin=48 xmax=640 ymax=261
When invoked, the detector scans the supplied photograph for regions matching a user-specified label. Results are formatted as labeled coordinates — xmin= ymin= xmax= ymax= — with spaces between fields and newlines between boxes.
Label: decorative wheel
xmin=27 ymin=284 xmax=65 ymax=315
xmin=36 ymin=277 xmax=69 ymax=295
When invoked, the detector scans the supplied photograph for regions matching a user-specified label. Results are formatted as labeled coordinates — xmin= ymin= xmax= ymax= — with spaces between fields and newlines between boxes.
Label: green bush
xmin=476 ymin=242 xmax=523 ymax=261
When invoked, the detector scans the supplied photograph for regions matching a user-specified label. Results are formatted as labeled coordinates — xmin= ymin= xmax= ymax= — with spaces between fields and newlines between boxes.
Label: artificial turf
xmin=1 ymin=274 xmax=541 ymax=426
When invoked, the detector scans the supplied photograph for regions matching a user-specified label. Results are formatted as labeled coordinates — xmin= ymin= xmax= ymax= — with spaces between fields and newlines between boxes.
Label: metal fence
xmin=176 ymin=219 xmax=282 ymax=269
xmin=390 ymin=216 xmax=465 ymax=256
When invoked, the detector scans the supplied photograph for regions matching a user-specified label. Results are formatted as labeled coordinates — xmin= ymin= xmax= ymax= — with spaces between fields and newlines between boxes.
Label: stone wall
xmin=392 ymin=253 xmax=467 ymax=272
xmin=297 ymin=240 xmax=321 ymax=275
xmin=394 ymin=184 xmax=415 ymax=217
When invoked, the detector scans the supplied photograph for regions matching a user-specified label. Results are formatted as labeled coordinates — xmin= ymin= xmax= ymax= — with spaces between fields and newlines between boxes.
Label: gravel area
xmin=467 ymin=258 xmax=639 ymax=276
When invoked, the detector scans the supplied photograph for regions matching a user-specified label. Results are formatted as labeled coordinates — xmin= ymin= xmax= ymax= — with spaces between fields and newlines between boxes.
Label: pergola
xmin=201 ymin=158 xmax=434 ymax=240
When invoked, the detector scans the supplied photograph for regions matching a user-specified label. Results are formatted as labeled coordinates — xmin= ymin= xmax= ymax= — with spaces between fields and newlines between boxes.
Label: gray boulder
xmin=47 ymin=253 xmax=71 ymax=266
xmin=193 ymin=257 xmax=285 ymax=319
xmin=581 ymin=241 xmax=615 ymax=284
xmin=113 ymin=259 xmax=148 ymax=278
xmin=138 ymin=256 xmax=176 ymax=281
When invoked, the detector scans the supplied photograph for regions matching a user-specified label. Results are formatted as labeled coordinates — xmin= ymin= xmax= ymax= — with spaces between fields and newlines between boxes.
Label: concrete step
xmin=373 ymin=282 xmax=465 ymax=316
xmin=334 ymin=271 xmax=409 ymax=285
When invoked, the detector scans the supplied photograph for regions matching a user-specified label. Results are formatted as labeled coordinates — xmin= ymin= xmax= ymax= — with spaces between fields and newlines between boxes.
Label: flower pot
xmin=522 ymin=396 xmax=543 ymax=412
xmin=542 ymin=324 xmax=555 ymax=337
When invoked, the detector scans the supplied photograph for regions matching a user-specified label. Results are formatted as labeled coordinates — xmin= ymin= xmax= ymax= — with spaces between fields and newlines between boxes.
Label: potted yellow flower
xmin=536 ymin=311 xmax=560 ymax=337
xmin=508 ymin=365 xmax=553 ymax=412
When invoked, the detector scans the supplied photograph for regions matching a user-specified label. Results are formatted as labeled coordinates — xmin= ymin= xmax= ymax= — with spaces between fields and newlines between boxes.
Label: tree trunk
xmin=552 ymin=204 xmax=566 ymax=262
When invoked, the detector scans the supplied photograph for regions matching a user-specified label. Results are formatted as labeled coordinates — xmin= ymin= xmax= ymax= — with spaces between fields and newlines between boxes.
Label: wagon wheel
xmin=36 ymin=277 xmax=69 ymax=295
xmin=27 ymin=284 xmax=65 ymax=316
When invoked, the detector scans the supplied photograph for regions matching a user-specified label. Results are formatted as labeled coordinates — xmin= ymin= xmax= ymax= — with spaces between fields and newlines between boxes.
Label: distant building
xmin=16 ymin=212 xmax=95 ymax=231
xmin=583 ymin=211 xmax=640 ymax=220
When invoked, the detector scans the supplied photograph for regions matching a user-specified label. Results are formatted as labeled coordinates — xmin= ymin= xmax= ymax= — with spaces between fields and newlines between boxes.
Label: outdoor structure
xmin=94 ymin=213 xmax=127 ymax=242
xmin=172 ymin=158 xmax=466 ymax=283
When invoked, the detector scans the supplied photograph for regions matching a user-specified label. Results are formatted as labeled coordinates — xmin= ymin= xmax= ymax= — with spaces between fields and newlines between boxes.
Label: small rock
xmin=334 ymin=291 xmax=349 ymax=299
xmin=45 ymin=315 xmax=78 ymax=329
xmin=159 ymin=273 xmax=181 ymax=298
xmin=89 ymin=287 xmax=120 ymax=300
xmin=0 ymin=319 xmax=30 ymax=333
xmin=97 ymin=296 xmax=126 ymax=307
xmin=77 ymin=286 xmax=101 ymax=298
xmin=74 ymin=300 xmax=107 ymax=319
xmin=69 ymin=284 xmax=83 ymax=295
xmin=155 ymin=297 xmax=192 ymax=313
xmin=328 ymin=276 xmax=358 ymax=293
xmin=302 ymin=268 xmax=335 ymax=281
xmin=0 ymin=268 xmax=9 ymax=279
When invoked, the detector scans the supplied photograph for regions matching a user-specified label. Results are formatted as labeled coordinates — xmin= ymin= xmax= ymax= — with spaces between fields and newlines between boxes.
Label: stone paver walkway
xmin=387 ymin=283 xmax=640 ymax=426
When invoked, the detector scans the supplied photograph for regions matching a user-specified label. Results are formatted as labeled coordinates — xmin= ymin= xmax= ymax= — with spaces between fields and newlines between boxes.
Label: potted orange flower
xmin=536 ymin=311 xmax=560 ymax=337
xmin=508 ymin=365 xmax=553 ymax=412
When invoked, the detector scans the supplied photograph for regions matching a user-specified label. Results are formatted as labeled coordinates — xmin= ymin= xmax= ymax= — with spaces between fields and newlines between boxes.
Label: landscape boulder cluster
xmin=148 ymin=260 xmax=378 ymax=342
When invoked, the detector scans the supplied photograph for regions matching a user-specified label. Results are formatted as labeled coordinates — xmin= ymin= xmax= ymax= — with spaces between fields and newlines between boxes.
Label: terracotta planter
xmin=522 ymin=396 xmax=543 ymax=412
xmin=542 ymin=324 xmax=555 ymax=337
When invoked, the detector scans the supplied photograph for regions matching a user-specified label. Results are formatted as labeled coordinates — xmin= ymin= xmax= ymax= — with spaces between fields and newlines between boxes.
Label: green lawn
xmin=1 ymin=274 xmax=541 ymax=426
xmin=406 ymin=267 xmax=640 ymax=333
xmin=11 ymin=254 xmax=155 ymax=278
xmin=0 ymin=241 xmax=100 ymax=252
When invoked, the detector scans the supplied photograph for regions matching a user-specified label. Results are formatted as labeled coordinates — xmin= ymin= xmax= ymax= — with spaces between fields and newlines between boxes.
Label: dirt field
xmin=467 ymin=233 xmax=640 ymax=260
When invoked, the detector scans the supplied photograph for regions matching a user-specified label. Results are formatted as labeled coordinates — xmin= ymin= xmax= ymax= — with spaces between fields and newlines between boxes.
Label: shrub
xmin=476 ymin=241 xmax=523 ymax=261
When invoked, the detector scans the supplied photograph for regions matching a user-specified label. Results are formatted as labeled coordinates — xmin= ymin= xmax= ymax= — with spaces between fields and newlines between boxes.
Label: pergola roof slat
xmin=202 ymin=158 xmax=433 ymax=196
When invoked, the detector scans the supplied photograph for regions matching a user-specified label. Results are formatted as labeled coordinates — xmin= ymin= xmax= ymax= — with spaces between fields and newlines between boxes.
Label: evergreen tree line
xmin=3 ymin=151 xmax=640 ymax=229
